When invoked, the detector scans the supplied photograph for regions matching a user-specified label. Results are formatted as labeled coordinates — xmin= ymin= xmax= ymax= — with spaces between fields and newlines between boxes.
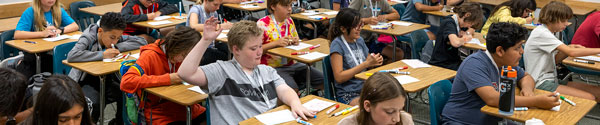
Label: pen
xmin=296 ymin=118 xmax=313 ymax=125
xmin=178 ymin=1 xmax=182 ymax=16
xmin=397 ymin=66 xmax=409 ymax=70
xmin=24 ymin=41 xmax=36 ymax=44
xmin=331 ymin=105 xmax=359 ymax=117
xmin=291 ymin=51 xmax=310 ymax=55
xmin=326 ymin=104 xmax=340 ymax=114
xmin=560 ymin=96 xmax=576 ymax=106
xmin=515 ymin=107 xmax=528 ymax=111
xmin=340 ymin=105 xmax=359 ymax=116
xmin=574 ymin=59 xmax=595 ymax=64
xmin=379 ymin=70 xmax=410 ymax=74
xmin=309 ymin=44 xmax=320 ymax=50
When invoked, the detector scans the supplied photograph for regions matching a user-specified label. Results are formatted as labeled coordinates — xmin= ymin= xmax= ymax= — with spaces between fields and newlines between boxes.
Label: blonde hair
xmin=32 ymin=0 xmax=63 ymax=31
xmin=227 ymin=20 xmax=263 ymax=51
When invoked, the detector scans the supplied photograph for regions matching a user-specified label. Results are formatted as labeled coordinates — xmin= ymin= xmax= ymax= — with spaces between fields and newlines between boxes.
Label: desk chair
xmin=409 ymin=29 xmax=429 ymax=59
xmin=427 ymin=80 xmax=452 ymax=125
xmin=70 ymin=1 xmax=101 ymax=31
xmin=322 ymin=56 xmax=337 ymax=101
xmin=560 ymin=29 xmax=600 ymax=84
xmin=52 ymin=42 xmax=76 ymax=74
xmin=0 ymin=29 xmax=20 ymax=60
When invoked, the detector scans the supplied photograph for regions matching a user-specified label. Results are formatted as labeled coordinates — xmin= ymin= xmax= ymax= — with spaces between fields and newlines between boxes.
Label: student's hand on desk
xmin=376 ymin=15 xmax=387 ymax=22
xmin=463 ymin=34 xmax=473 ymax=42
xmin=170 ymin=73 xmax=183 ymax=85
xmin=147 ymin=13 xmax=159 ymax=20
xmin=365 ymin=53 xmax=383 ymax=67
xmin=290 ymin=103 xmax=317 ymax=120
xmin=290 ymin=37 xmax=300 ymax=45
xmin=202 ymin=17 xmax=223 ymax=41
xmin=363 ymin=17 xmax=379 ymax=25
xmin=274 ymin=37 xmax=291 ymax=47
xmin=103 ymin=49 xmax=120 ymax=59
xmin=436 ymin=4 xmax=444 ymax=10
xmin=535 ymin=92 xmax=560 ymax=109
xmin=41 ymin=28 xmax=57 ymax=38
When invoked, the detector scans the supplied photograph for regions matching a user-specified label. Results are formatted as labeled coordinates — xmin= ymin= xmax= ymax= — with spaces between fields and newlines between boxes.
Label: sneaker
xmin=0 ymin=54 xmax=23 ymax=69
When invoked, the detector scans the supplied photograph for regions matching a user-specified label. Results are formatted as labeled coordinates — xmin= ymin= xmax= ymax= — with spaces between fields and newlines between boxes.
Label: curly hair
xmin=486 ymin=22 xmax=528 ymax=53
xmin=0 ymin=68 xmax=27 ymax=117
xmin=159 ymin=26 xmax=202 ymax=60
xmin=100 ymin=12 xmax=127 ymax=31
xmin=452 ymin=2 xmax=485 ymax=29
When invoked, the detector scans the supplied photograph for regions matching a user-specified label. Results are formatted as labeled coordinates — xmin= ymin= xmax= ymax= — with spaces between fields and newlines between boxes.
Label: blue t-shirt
xmin=185 ymin=5 xmax=219 ymax=26
xmin=329 ymin=36 xmax=369 ymax=95
xmin=441 ymin=51 xmax=525 ymax=125
xmin=333 ymin=0 xmax=351 ymax=9
xmin=401 ymin=0 xmax=428 ymax=24
xmin=16 ymin=7 xmax=75 ymax=31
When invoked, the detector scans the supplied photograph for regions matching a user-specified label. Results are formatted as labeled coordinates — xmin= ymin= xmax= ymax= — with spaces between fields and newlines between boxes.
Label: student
xmin=0 ymin=68 xmax=29 ymax=124
xmin=257 ymin=0 xmax=324 ymax=92
xmin=337 ymin=72 xmax=413 ymax=125
xmin=66 ymin=12 xmax=146 ymax=123
xmin=524 ymin=1 xmax=600 ymax=102
xmin=121 ymin=0 xmax=179 ymax=43
xmin=429 ymin=2 xmax=484 ymax=70
xmin=20 ymin=75 xmax=94 ymax=125
xmin=481 ymin=0 xmax=536 ymax=36
xmin=121 ymin=27 xmax=206 ymax=124
xmin=349 ymin=0 xmax=402 ymax=63
xmin=441 ymin=22 xmax=559 ymax=124
xmin=400 ymin=0 xmax=442 ymax=40
xmin=328 ymin=8 xmax=383 ymax=105
xmin=13 ymin=0 xmax=80 ymax=78
xmin=178 ymin=19 xmax=316 ymax=124
xmin=187 ymin=0 xmax=233 ymax=65
xmin=571 ymin=11 xmax=600 ymax=48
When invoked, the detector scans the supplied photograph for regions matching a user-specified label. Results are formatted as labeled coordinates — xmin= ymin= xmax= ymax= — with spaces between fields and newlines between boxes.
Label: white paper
xmin=285 ymin=42 xmax=312 ymax=50
xmin=217 ymin=33 xmax=228 ymax=39
xmin=390 ymin=0 xmax=409 ymax=4
xmin=322 ymin=11 xmax=339 ymax=15
xmin=300 ymin=12 xmax=319 ymax=16
xmin=182 ymin=81 xmax=190 ymax=85
xmin=148 ymin=21 xmax=173 ymax=25
xmin=394 ymin=75 xmax=420 ymax=84
xmin=131 ymin=53 xmax=140 ymax=59
xmin=298 ymin=52 xmax=327 ymax=61
xmin=69 ymin=35 xmax=81 ymax=39
xmin=370 ymin=23 xmax=391 ymax=29
xmin=524 ymin=24 xmax=537 ymax=27
xmin=551 ymin=100 xmax=561 ymax=111
xmin=43 ymin=35 xmax=70 ymax=42
xmin=187 ymin=86 xmax=206 ymax=94
xmin=525 ymin=118 xmax=545 ymax=125
xmin=467 ymin=38 xmax=485 ymax=47
xmin=154 ymin=16 xmax=171 ymax=21
xmin=255 ymin=109 xmax=296 ymax=125
xmin=240 ymin=4 xmax=259 ymax=8
xmin=302 ymin=99 xmax=335 ymax=112
xmin=575 ymin=56 xmax=600 ymax=62
xmin=401 ymin=59 xmax=431 ymax=68
xmin=222 ymin=30 xmax=230 ymax=33
xmin=390 ymin=21 xmax=413 ymax=26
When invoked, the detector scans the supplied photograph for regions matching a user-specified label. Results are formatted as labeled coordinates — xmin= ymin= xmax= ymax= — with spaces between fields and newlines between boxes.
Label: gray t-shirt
xmin=349 ymin=0 xmax=394 ymax=42
xmin=401 ymin=0 xmax=429 ymax=24
xmin=441 ymin=51 xmax=525 ymax=125
xmin=186 ymin=5 xmax=219 ymax=26
xmin=200 ymin=59 xmax=285 ymax=124
xmin=329 ymin=36 xmax=369 ymax=94
xmin=524 ymin=25 xmax=563 ymax=87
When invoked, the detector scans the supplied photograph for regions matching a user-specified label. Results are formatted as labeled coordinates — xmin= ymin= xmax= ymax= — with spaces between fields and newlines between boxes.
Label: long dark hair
xmin=29 ymin=75 xmax=94 ymax=125
xmin=159 ymin=27 xmax=201 ymax=60
xmin=491 ymin=0 xmax=536 ymax=17
xmin=356 ymin=72 xmax=407 ymax=125
xmin=327 ymin=8 xmax=361 ymax=42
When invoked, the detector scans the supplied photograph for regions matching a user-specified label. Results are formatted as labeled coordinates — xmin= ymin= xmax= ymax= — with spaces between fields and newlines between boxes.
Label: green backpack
xmin=120 ymin=60 xmax=149 ymax=125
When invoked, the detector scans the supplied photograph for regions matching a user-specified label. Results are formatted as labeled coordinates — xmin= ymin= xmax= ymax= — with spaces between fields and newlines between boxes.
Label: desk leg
xmin=392 ymin=36 xmax=398 ymax=61
xmin=35 ymin=53 xmax=41 ymax=74
xmin=99 ymin=75 xmax=106 ymax=125
xmin=305 ymin=65 xmax=311 ymax=96
xmin=405 ymin=94 xmax=411 ymax=113
xmin=311 ymin=22 xmax=318 ymax=39
xmin=186 ymin=106 xmax=192 ymax=125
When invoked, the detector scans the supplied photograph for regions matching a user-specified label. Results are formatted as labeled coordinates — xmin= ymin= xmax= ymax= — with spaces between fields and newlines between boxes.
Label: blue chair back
xmin=322 ymin=56 xmax=337 ymax=100
xmin=428 ymin=80 xmax=452 ymax=125
xmin=1 ymin=30 xmax=21 ymax=60
xmin=70 ymin=1 xmax=101 ymax=31
xmin=409 ymin=29 xmax=429 ymax=59
xmin=53 ymin=42 xmax=76 ymax=74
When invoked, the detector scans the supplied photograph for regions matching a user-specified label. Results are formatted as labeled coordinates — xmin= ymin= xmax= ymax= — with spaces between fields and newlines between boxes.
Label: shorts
xmin=536 ymin=80 xmax=567 ymax=92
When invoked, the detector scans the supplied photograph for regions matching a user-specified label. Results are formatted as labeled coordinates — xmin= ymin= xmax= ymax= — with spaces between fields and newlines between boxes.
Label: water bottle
xmin=499 ymin=66 xmax=517 ymax=116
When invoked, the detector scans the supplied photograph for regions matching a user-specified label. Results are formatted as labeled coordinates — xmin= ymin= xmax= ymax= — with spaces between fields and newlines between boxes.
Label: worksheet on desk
xmin=285 ymin=42 xmax=312 ymax=50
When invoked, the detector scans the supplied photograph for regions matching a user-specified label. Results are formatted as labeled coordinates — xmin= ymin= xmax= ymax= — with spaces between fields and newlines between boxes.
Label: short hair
xmin=30 ymin=75 xmax=93 ymax=125
xmin=357 ymin=72 xmax=407 ymax=125
xmin=160 ymin=27 xmax=202 ymax=60
xmin=486 ymin=22 xmax=528 ymax=53
xmin=327 ymin=8 xmax=361 ymax=41
xmin=267 ymin=0 xmax=292 ymax=14
xmin=227 ymin=20 xmax=263 ymax=51
xmin=539 ymin=1 xmax=572 ymax=25
xmin=99 ymin=12 xmax=127 ymax=31
xmin=0 ymin=68 xmax=28 ymax=117
xmin=492 ymin=0 xmax=537 ymax=17
xmin=452 ymin=2 xmax=485 ymax=29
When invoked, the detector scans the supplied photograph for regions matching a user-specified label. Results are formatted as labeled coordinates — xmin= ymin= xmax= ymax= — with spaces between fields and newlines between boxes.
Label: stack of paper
xmin=394 ymin=75 xmax=420 ymax=84
xmin=390 ymin=21 xmax=413 ymax=26
xmin=467 ymin=38 xmax=485 ymax=47
xmin=298 ymin=52 xmax=327 ymax=60
xmin=255 ymin=110 xmax=296 ymax=124
xmin=302 ymin=99 xmax=335 ymax=112
xmin=148 ymin=21 xmax=172 ymax=25
xmin=401 ymin=59 xmax=431 ymax=68
xmin=285 ymin=42 xmax=312 ymax=50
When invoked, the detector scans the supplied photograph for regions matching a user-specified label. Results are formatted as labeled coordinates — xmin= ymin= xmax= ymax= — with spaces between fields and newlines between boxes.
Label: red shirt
xmin=572 ymin=11 xmax=600 ymax=48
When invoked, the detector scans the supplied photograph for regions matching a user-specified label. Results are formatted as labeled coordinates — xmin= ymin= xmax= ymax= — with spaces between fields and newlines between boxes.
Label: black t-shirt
xmin=429 ymin=15 xmax=461 ymax=70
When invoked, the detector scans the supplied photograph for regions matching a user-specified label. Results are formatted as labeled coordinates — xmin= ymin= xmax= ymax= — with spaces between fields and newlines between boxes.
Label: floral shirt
xmin=257 ymin=15 xmax=299 ymax=67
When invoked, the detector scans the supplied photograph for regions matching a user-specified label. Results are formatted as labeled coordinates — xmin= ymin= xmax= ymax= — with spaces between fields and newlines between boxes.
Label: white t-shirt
xmin=524 ymin=25 xmax=564 ymax=87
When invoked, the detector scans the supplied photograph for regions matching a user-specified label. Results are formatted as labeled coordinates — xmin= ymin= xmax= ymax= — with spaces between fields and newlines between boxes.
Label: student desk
xmin=388 ymin=0 xmax=408 ymax=6
xmin=80 ymin=2 xmax=122 ymax=16
xmin=132 ymin=13 xmax=188 ymax=29
xmin=562 ymin=56 xmax=600 ymax=71
xmin=6 ymin=31 xmax=82 ymax=73
xmin=223 ymin=2 xmax=267 ymax=12
xmin=354 ymin=60 xmax=456 ymax=116
xmin=290 ymin=8 xmax=337 ymax=38
xmin=469 ymin=0 xmax=506 ymax=6
xmin=0 ymin=17 xmax=19 ymax=33
xmin=145 ymin=84 xmax=209 ymax=125
xmin=480 ymin=89 xmax=596 ymax=125
xmin=62 ymin=49 xmax=140 ymax=125
xmin=267 ymin=38 xmax=330 ymax=95
xmin=239 ymin=95 xmax=356 ymax=125
xmin=361 ymin=21 xmax=430 ymax=61
xmin=463 ymin=32 xmax=487 ymax=50
xmin=423 ymin=10 xmax=454 ymax=17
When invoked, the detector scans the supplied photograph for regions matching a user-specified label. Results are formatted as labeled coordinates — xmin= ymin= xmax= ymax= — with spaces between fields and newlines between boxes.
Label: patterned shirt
xmin=257 ymin=15 xmax=299 ymax=67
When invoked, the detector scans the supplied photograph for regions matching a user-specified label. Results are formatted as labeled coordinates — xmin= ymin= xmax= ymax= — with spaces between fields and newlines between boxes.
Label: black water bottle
xmin=499 ymin=66 xmax=517 ymax=116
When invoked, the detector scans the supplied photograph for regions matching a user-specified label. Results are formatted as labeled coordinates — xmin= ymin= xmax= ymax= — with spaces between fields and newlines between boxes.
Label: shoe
xmin=0 ymin=54 xmax=23 ymax=69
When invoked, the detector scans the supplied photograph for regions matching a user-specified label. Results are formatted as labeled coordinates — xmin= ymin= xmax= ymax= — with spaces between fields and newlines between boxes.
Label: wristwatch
xmin=59 ymin=27 xmax=65 ymax=35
